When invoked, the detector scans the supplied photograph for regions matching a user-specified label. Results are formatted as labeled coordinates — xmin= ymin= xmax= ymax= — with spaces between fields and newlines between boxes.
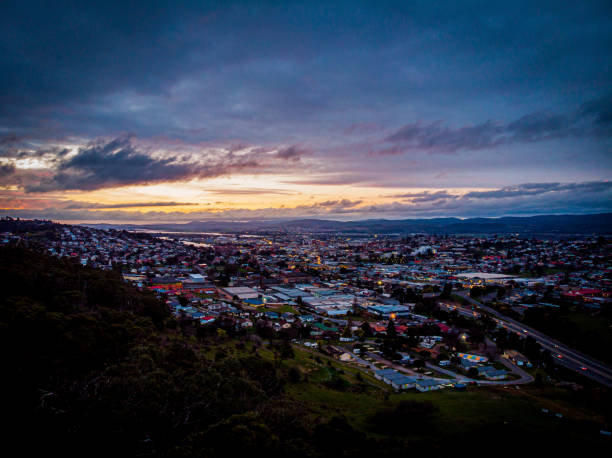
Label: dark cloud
xmin=1 ymin=146 xmax=72 ymax=161
xmin=389 ymin=182 xmax=612 ymax=205
xmin=356 ymin=181 xmax=612 ymax=217
xmin=1 ymin=2 xmax=610 ymax=144
xmin=464 ymin=181 xmax=612 ymax=199
xmin=26 ymin=137 xmax=194 ymax=192
xmin=275 ymin=146 xmax=309 ymax=161
xmin=23 ymin=137 xmax=306 ymax=192
xmin=385 ymin=120 xmax=504 ymax=154
xmin=383 ymin=96 xmax=612 ymax=154
xmin=316 ymin=199 xmax=362 ymax=208
xmin=578 ymin=96 xmax=612 ymax=135
xmin=0 ymin=163 xmax=16 ymax=179
xmin=0 ymin=134 xmax=21 ymax=146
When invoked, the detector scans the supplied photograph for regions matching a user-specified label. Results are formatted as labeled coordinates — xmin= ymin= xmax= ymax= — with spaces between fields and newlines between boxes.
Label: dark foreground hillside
xmin=1 ymin=245 xmax=610 ymax=457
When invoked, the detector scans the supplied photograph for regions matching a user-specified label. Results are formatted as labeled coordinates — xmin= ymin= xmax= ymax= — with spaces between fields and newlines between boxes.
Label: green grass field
xmin=206 ymin=336 xmax=611 ymax=449
xmin=261 ymin=305 xmax=300 ymax=315
xmin=287 ymin=381 xmax=610 ymax=446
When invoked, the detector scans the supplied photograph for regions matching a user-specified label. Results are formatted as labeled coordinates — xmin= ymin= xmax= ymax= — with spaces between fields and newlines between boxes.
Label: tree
xmin=534 ymin=372 xmax=544 ymax=386
xmin=360 ymin=321 xmax=373 ymax=337
xmin=386 ymin=319 xmax=397 ymax=339
xmin=440 ymin=282 xmax=453 ymax=299
xmin=288 ymin=367 xmax=301 ymax=382
xmin=368 ymin=400 xmax=438 ymax=434
xmin=469 ymin=327 xmax=485 ymax=344
xmin=270 ymin=340 xmax=294 ymax=367
xmin=342 ymin=320 xmax=353 ymax=338
xmin=469 ymin=286 xmax=484 ymax=298
xmin=0 ymin=245 xmax=294 ymax=456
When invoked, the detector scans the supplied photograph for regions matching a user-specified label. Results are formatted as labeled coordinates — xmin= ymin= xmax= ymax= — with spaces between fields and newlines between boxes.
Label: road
xmin=456 ymin=291 xmax=612 ymax=387
xmin=294 ymin=338 xmax=535 ymax=389
xmin=489 ymin=356 xmax=534 ymax=385
xmin=364 ymin=351 xmax=452 ymax=384
xmin=424 ymin=362 xmax=470 ymax=382
xmin=297 ymin=305 xmax=537 ymax=386
xmin=424 ymin=358 xmax=533 ymax=386
xmin=364 ymin=349 xmax=533 ymax=386
xmin=440 ymin=302 xmax=482 ymax=319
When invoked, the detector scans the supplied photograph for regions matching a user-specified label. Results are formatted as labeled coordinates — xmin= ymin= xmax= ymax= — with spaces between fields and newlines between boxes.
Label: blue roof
xmin=375 ymin=369 xmax=416 ymax=385
xmin=244 ymin=298 xmax=264 ymax=305
xmin=374 ymin=368 xmax=397 ymax=376
xmin=416 ymin=379 xmax=441 ymax=387
xmin=369 ymin=304 xmax=412 ymax=312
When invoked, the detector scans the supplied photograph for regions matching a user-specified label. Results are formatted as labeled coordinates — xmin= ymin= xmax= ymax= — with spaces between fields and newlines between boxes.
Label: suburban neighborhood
xmin=3 ymin=217 xmax=611 ymax=391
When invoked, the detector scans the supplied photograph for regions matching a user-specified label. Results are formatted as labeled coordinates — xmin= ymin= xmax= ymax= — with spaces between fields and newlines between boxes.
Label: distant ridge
xmin=87 ymin=213 xmax=612 ymax=235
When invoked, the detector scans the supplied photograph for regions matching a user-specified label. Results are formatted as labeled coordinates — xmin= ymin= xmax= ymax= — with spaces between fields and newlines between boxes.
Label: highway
xmin=455 ymin=291 xmax=612 ymax=387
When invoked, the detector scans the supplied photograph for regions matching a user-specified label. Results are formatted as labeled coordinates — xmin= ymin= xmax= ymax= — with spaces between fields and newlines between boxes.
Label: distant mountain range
xmin=88 ymin=213 xmax=612 ymax=235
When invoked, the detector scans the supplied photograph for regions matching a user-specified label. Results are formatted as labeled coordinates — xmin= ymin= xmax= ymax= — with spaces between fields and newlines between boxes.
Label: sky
xmin=0 ymin=0 xmax=611 ymax=223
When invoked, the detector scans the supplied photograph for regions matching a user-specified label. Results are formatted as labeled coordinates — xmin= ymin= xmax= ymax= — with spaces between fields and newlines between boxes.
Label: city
xmin=3 ymin=218 xmax=611 ymax=391
xmin=1 ymin=1 xmax=611 ymax=456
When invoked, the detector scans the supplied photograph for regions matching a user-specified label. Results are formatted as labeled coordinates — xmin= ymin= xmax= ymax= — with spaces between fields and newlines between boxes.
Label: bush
xmin=288 ymin=367 xmax=301 ymax=383
xmin=368 ymin=400 xmax=438 ymax=433
xmin=324 ymin=374 xmax=349 ymax=391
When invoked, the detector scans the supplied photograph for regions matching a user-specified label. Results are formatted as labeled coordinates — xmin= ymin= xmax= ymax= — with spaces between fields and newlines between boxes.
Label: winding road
xmin=456 ymin=291 xmax=612 ymax=387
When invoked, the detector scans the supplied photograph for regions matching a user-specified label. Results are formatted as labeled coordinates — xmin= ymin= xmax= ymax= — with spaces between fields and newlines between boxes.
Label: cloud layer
xmin=16 ymin=137 xmax=309 ymax=192
xmin=2 ymin=180 xmax=610 ymax=222
xmin=0 ymin=2 xmax=611 ymax=220
xmin=381 ymin=97 xmax=612 ymax=155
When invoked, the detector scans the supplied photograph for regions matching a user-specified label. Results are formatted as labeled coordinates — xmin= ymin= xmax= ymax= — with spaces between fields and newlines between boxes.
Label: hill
xmin=100 ymin=213 xmax=612 ymax=235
